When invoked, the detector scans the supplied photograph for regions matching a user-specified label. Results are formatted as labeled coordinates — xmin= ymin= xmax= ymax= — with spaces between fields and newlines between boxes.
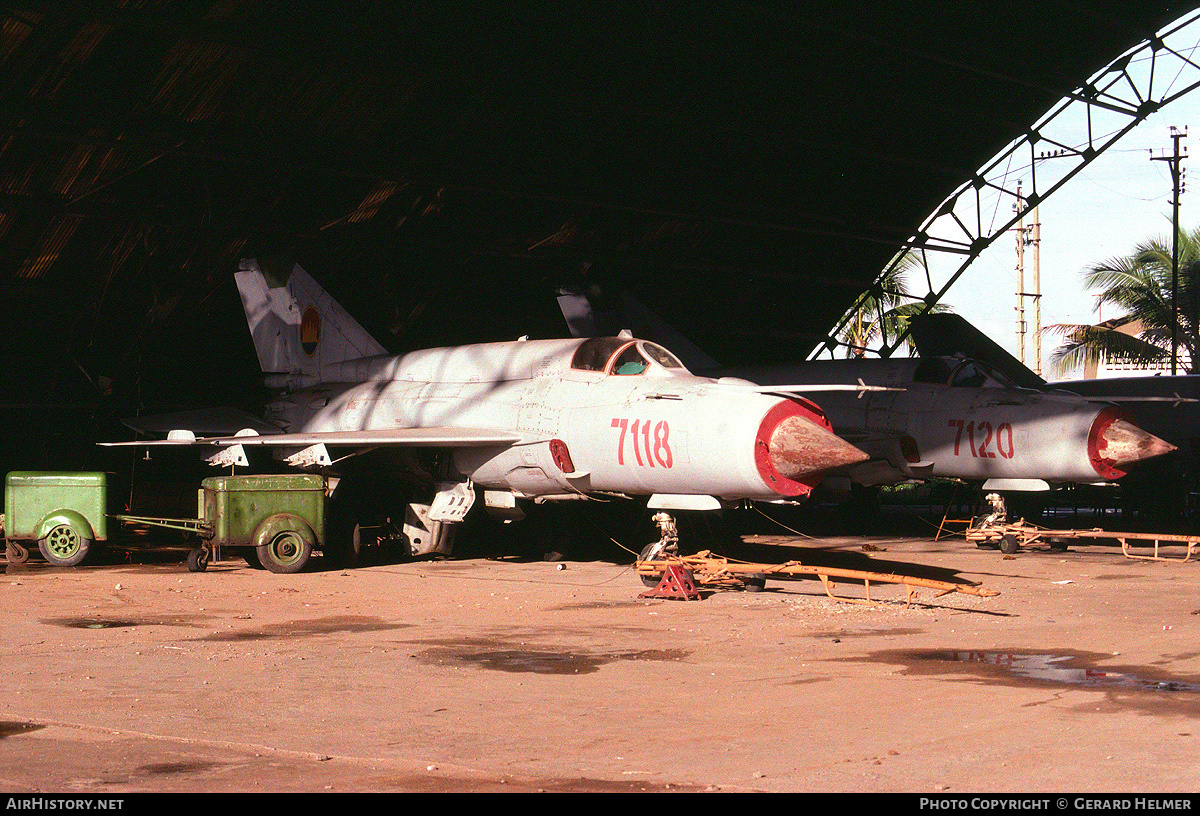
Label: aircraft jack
xmin=639 ymin=564 xmax=701 ymax=600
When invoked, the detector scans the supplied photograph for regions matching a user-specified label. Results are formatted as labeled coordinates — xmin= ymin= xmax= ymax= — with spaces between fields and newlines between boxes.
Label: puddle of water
xmin=199 ymin=615 xmax=408 ymax=642
xmin=419 ymin=645 xmax=689 ymax=675
xmin=138 ymin=761 xmax=222 ymax=775
xmin=0 ymin=721 xmax=46 ymax=739
xmin=931 ymin=651 xmax=1200 ymax=693
xmin=46 ymin=618 xmax=141 ymax=630
xmin=455 ymin=649 xmax=605 ymax=674
xmin=813 ymin=628 xmax=925 ymax=640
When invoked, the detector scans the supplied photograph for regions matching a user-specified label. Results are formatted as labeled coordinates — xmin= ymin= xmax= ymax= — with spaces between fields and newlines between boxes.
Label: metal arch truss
xmin=811 ymin=9 xmax=1200 ymax=361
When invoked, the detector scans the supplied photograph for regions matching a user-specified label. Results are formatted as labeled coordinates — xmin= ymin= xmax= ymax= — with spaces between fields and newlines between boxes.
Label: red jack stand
xmin=639 ymin=564 xmax=701 ymax=600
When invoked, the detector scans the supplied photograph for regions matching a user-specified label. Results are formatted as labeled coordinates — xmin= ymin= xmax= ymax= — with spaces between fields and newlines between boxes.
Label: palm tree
xmin=837 ymin=250 xmax=947 ymax=357
xmin=1045 ymin=225 xmax=1200 ymax=377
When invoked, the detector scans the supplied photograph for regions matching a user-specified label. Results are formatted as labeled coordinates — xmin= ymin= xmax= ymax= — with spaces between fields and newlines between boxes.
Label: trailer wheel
xmin=999 ymin=534 xmax=1020 ymax=555
xmin=5 ymin=540 xmax=30 ymax=564
xmin=257 ymin=530 xmax=312 ymax=574
xmin=37 ymin=524 xmax=91 ymax=567
xmin=186 ymin=548 xmax=209 ymax=572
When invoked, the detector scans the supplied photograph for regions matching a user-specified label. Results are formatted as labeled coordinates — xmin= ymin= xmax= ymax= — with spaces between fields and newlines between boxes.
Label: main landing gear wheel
xmin=38 ymin=524 xmax=91 ymax=567
xmin=999 ymin=534 xmax=1020 ymax=555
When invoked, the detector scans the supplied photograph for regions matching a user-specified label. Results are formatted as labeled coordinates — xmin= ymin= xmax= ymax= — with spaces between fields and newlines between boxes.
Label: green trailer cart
xmin=4 ymin=471 xmax=326 ymax=574
xmin=3 ymin=472 xmax=111 ymax=567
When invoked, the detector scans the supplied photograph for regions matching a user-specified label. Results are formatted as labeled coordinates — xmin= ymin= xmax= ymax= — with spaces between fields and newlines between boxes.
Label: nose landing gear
xmin=636 ymin=512 xmax=701 ymax=599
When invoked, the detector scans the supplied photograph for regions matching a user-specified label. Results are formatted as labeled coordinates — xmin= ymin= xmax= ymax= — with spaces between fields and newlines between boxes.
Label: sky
xmin=906 ymin=17 xmax=1200 ymax=382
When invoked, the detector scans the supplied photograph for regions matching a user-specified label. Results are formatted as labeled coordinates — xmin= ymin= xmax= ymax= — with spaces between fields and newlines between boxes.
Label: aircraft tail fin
xmin=235 ymin=257 xmax=388 ymax=382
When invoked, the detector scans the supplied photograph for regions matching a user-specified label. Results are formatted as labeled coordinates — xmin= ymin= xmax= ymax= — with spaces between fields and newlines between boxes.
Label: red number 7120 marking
xmin=611 ymin=418 xmax=673 ymax=468
xmin=948 ymin=419 xmax=1015 ymax=459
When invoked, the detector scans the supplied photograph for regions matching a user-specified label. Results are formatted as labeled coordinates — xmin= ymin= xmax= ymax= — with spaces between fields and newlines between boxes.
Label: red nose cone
xmin=1088 ymin=407 xmax=1176 ymax=480
xmin=755 ymin=400 xmax=868 ymax=496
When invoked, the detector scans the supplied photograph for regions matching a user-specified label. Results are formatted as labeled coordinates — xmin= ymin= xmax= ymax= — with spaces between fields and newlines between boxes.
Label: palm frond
xmin=1044 ymin=322 xmax=1169 ymax=379
xmin=1052 ymin=224 xmax=1200 ymax=376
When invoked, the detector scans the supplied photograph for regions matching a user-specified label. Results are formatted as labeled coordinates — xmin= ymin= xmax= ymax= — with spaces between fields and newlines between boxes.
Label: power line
xmin=1150 ymin=126 xmax=1187 ymax=373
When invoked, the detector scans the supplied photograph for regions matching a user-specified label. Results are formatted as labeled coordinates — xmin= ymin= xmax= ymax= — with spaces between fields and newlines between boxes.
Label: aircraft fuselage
xmin=264 ymin=337 xmax=867 ymax=506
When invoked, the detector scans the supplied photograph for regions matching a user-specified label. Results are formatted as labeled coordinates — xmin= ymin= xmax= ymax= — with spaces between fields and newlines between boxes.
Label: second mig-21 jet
xmin=108 ymin=259 xmax=871 ymax=565
xmin=556 ymin=291 xmax=1178 ymax=497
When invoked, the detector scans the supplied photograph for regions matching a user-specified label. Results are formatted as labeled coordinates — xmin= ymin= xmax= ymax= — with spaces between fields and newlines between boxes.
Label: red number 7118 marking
xmin=949 ymin=419 xmax=1015 ymax=459
xmin=611 ymin=418 xmax=673 ymax=468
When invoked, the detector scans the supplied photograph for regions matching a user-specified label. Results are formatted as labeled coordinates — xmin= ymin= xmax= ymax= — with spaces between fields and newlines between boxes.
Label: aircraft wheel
xmin=999 ymin=534 xmax=1020 ymax=555
xmin=326 ymin=482 xmax=367 ymax=568
xmin=186 ymin=548 xmax=209 ymax=572
xmin=348 ymin=523 xmax=363 ymax=566
xmin=257 ymin=530 xmax=312 ymax=574
xmin=38 ymin=524 xmax=91 ymax=567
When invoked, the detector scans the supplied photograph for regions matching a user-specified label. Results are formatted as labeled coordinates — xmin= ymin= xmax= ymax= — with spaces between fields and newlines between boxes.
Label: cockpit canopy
xmin=571 ymin=337 xmax=686 ymax=376
xmin=913 ymin=356 xmax=1018 ymax=388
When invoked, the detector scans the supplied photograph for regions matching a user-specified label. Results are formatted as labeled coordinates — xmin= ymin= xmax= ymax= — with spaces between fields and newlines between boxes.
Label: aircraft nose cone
xmin=766 ymin=413 xmax=869 ymax=479
xmin=1089 ymin=408 xmax=1176 ymax=479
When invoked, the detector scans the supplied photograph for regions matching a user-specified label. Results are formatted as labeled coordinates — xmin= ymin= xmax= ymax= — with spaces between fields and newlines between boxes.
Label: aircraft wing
xmin=721 ymin=380 xmax=903 ymax=396
xmin=1072 ymin=394 xmax=1199 ymax=405
xmin=101 ymin=427 xmax=528 ymax=448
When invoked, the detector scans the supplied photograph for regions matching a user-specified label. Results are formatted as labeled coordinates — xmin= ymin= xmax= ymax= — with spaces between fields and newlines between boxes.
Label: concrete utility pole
xmin=1031 ymin=202 xmax=1041 ymax=376
xmin=1014 ymin=184 xmax=1042 ymax=375
xmin=1151 ymin=126 xmax=1187 ymax=374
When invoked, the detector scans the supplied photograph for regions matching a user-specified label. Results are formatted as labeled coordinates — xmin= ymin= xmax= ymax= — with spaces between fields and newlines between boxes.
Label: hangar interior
xmin=1 ymin=1 xmax=1197 ymax=474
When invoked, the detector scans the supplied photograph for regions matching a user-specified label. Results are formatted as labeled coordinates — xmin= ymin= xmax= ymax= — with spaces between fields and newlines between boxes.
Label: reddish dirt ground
xmin=2 ymin=513 xmax=1199 ymax=794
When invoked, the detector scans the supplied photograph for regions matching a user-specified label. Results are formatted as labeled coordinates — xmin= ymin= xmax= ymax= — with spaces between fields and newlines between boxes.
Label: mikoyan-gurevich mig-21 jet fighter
xmin=720 ymin=355 xmax=1177 ymax=492
xmin=107 ymin=259 xmax=873 ymax=563
xmin=556 ymin=291 xmax=1178 ymax=497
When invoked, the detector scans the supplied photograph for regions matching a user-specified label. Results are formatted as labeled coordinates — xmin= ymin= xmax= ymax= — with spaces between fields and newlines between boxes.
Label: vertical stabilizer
xmin=235 ymin=258 xmax=388 ymax=380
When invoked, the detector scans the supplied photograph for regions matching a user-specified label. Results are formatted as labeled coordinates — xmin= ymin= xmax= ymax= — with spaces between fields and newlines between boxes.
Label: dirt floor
xmin=2 ymin=507 xmax=1200 ymax=794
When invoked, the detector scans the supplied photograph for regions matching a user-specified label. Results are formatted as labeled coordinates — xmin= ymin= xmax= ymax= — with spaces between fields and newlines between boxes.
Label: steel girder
xmin=811 ymin=10 xmax=1200 ymax=361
